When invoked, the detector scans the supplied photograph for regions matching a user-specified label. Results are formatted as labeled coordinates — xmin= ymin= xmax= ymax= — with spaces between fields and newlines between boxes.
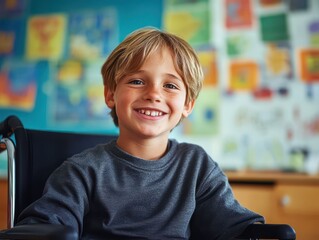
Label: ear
xmin=182 ymin=100 xmax=195 ymax=118
xmin=104 ymin=86 xmax=115 ymax=109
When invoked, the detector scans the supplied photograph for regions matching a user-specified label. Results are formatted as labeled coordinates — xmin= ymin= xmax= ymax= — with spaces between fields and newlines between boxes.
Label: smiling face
xmin=105 ymin=47 xmax=195 ymax=142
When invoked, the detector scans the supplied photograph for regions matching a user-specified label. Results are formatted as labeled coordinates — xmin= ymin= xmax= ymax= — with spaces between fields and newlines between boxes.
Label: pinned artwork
xmin=225 ymin=0 xmax=253 ymax=29
xmin=182 ymin=88 xmax=219 ymax=135
xmin=288 ymin=0 xmax=309 ymax=11
xmin=264 ymin=42 xmax=293 ymax=79
xmin=68 ymin=9 xmax=118 ymax=60
xmin=197 ymin=49 xmax=218 ymax=87
xmin=309 ymin=21 xmax=319 ymax=48
xmin=228 ymin=61 xmax=259 ymax=91
xmin=0 ymin=60 xmax=37 ymax=111
xmin=26 ymin=14 xmax=67 ymax=60
xmin=49 ymin=59 xmax=115 ymax=131
xmin=259 ymin=13 xmax=289 ymax=42
xmin=0 ymin=19 xmax=24 ymax=57
xmin=163 ymin=1 xmax=210 ymax=46
xmin=0 ymin=0 xmax=26 ymax=17
xmin=298 ymin=49 xmax=319 ymax=83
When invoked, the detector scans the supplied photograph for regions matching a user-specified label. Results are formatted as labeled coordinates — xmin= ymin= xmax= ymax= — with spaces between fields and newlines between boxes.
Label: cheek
xmin=171 ymin=96 xmax=187 ymax=112
xmin=113 ymin=91 xmax=132 ymax=110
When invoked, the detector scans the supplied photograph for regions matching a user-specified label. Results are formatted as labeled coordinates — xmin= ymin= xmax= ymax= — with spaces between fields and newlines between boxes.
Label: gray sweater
xmin=18 ymin=139 xmax=264 ymax=239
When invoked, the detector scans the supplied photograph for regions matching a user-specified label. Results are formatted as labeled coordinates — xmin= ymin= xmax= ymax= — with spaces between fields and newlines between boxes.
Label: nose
xmin=143 ymin=84 xmax=161 ymax=102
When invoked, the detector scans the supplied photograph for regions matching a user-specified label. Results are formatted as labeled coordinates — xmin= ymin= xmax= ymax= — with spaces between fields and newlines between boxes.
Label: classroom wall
xmin=0 ymin=0 xmax=162 ymax=133
xmin=1 ymin=0 xmax=319 ymax=172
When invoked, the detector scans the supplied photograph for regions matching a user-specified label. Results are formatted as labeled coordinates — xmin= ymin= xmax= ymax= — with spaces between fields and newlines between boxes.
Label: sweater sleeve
xmin=190 ymin=164 xmax=265 ymax=240
xmin=17 ymin=160 xmax=91 ymax=236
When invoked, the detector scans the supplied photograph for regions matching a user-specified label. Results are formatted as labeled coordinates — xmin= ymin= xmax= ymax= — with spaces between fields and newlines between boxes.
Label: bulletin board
xmin=1 ymin=0 xmax=319 ymax=173
xmin=0 ymin=0 xmax=163 ymax=134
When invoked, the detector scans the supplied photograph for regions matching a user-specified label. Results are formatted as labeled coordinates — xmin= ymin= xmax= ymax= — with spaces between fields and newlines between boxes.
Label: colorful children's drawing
xmin=265 ymin=42 xmax=293 ymax=79
xmin=259 ymin=0 xmax=282 ymax=7
xmin=0 ymin=0 xmax=26 ymax=17
xmin=259 ymin=13 xmax=289 ymax=42
xmin=197 ymin=49 xmax=218 ymax=87
xmin=227 ymin=35 xmax=247 ymax=57
xmin=0 ymin=60 xmax=37 ymax=111
xmin=229 ymin=61 xmax=259 ymax=91
xmin=68 ymin=9 xmax=118 ymax=60
xmin=182 ymin=88 xmax=219 ymax=135
xmin=225 ymin=0 xmax=253 ymax=29
xmin=163 ymin=1 xmax=210 ymax=46
xmin=0 ymin=19 xmax=24 ymax=57
xmin=299 ymin=49 xmax=319 ymax=83
xmin=309 ymin=21 xmax=319 ymax=48
xmin=26 ymin=14 xmax=66 ymax=60
xmin=50 ymin=60 xmax=115 ymax=130
xmin=288 ymin=0 xmax=308 ymax=11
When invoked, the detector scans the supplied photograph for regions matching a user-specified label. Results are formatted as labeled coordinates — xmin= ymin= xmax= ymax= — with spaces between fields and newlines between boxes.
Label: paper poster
xmin=245 ymin=136 xmax=286 ymax=170
xmin=0 ymin=19 xmax=24 ymax=57
xmin=298 ymin=49 xmax=319 ymax=83
xmin=288 ymin=103 xmax=319 ymax=145
xmin=50 ymin=59 xmax=116 ymax=130
xmin=26 ymin=14 xmax=67 ymax=60
xmin=259 ymin=0 xmax=282 ymax=7
xmin=0 ymin=0 xmax=26 ymax=17
xmin=182 ymin=87 xmax=219 ymax=135
xmin=227 ymin=35 xmax=247 ymax=57
xmin=226 ymin=31 xmax=260 ymax=58
xmin=309 ymin=21 xmax=319 ymax=48
xmin=225 ymin=0 xmax=253 ymax=29
xmin=197 ymin=48 xmax=218 ymax=87
xmin=68 ymin=9 xmax=118 ymax=60
xmin=259 ymin=13 xmax=289 ymax=42
xmin=288 ymin=0 xmax=308 ymax=11
xmin=264 ymin=42 xmax=293 ymax=79
xmin=219 ymin=136 xmax=246 ymax=170
xmin=163 ymin=1 xmax=210 ymax=46
xmin=228 ymin=61 xmax=259 ymax=91
xmin=0 ymin=60 xmax=37 ymax=111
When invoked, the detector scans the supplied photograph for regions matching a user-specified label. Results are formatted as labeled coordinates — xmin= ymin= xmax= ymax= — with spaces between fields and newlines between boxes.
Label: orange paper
xmin=229 ymin=61 xmax=259 ymax=91
xmin=299 ymin=49 xmax=319 ymax=83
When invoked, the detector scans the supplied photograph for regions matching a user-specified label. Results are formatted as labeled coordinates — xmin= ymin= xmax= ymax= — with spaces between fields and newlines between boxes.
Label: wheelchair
xmin=0 ymin=115 xmax=296 ymax=239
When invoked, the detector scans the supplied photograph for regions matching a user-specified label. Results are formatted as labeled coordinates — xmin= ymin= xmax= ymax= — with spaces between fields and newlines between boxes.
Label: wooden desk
xmin=0 ymin=178 xmax=7 ymax=229
xmin=226 ymin=171 xmax=319 ymax=240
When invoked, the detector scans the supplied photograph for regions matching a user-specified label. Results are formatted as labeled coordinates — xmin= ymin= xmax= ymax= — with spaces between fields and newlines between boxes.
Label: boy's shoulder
xmin=172 ymin=139 xmax=209 ymax=156
xmin=66 ymin=140 xmax=115 ymax=167
xmin=171 ymin=139 xmax=217 ymax=167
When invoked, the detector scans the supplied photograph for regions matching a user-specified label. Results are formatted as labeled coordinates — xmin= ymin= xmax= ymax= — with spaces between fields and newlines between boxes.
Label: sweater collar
xmin=108 ymin=139 xmax=177 ymax=170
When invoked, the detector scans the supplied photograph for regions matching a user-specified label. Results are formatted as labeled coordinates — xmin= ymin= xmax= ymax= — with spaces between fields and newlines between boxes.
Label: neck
xmin=116 ymin=135 xmax=169 ymax=160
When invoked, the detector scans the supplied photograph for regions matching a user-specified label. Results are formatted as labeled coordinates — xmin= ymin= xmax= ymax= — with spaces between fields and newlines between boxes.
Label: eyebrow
xmin=129 ymin=70 xmax=183 ymax=82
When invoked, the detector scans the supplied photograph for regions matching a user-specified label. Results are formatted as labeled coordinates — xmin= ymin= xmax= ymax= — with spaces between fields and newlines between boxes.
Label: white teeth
xmin=138 ymin=109 xmax=163 ymax=116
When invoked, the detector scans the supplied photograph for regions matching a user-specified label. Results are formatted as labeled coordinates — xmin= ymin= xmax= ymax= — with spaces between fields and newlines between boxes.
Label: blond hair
xmin=101 ymin=27 xmax=203 ymax=126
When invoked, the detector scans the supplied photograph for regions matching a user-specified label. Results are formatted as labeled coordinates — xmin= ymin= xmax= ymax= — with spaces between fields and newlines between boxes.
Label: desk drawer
xmin=274 ymin=184 xmax=319 ymax=216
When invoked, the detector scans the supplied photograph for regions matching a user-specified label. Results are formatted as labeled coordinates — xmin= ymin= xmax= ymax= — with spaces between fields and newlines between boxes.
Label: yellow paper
xmin=26 ymin=14 xmax=66 ymax=60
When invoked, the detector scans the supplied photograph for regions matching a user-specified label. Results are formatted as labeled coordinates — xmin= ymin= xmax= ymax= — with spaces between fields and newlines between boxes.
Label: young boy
xmin=17 ymin=27 xmax=264 ymax=239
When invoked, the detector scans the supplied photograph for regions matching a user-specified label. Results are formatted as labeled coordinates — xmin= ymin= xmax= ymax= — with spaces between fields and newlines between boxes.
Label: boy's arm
xmin=16 ymin=160 xmax=91 ymax=236
xmin=190 ymin=165 xmax=264 ymax=239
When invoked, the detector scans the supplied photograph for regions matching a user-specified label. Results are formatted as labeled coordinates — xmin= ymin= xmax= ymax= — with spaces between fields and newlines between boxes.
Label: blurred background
xmin=0 ymin=0 xmax=319 ymax=238
xmin=1 ymin=0 xmax=318 ymax=173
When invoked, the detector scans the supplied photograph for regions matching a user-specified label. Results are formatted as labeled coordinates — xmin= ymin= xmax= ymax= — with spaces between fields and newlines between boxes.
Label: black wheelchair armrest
xmin=0 ymin=224 xmax=78 ymax=240
xmin=236 ymin=223 xmax=296 ymax=239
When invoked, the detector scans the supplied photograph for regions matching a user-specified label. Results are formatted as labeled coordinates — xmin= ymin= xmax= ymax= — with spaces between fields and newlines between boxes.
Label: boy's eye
xmin=164 ymin=83 xmax=178 ymax=89
xmin=129 ymin=79 xmax=144 ymax=85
